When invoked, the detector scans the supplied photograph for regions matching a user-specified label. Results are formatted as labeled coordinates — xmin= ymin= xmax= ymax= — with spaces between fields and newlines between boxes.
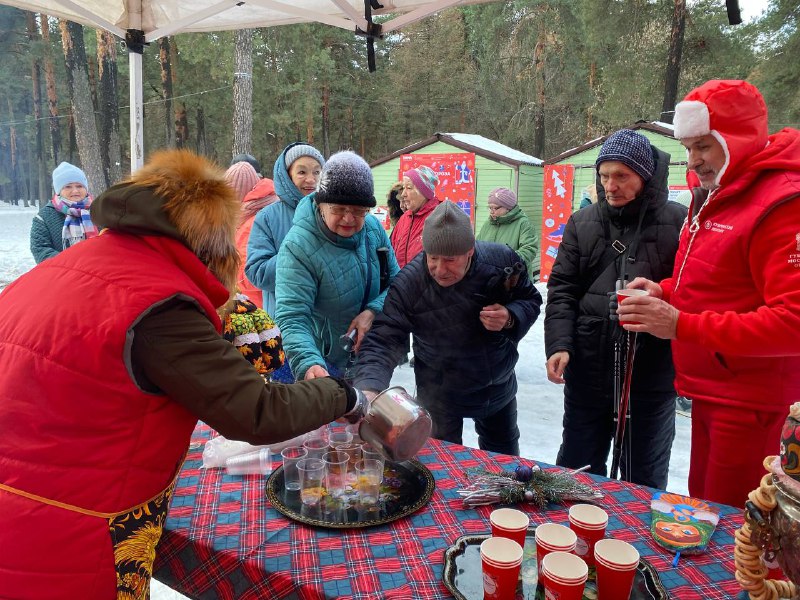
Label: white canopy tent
xmin=0 ymin=0 xmax=492 ymax=169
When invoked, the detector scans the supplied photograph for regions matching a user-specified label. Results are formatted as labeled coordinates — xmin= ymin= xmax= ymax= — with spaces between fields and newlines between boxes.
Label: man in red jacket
xmin=618 ymin=80 xmax=800 ymax=506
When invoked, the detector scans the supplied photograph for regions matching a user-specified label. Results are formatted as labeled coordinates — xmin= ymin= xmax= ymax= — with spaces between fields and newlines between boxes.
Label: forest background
xmin=0 ymin=0 xmax=797 ymax=205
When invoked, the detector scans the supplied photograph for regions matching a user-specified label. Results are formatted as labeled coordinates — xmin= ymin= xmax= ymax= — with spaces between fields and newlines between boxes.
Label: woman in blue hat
xmin=30 ymin=162 xmax=97 ymax=264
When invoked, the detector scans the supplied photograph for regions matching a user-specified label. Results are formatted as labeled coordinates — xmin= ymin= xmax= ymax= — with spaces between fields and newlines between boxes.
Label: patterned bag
xmin=222 ymin=294 xmax=284 ymax=377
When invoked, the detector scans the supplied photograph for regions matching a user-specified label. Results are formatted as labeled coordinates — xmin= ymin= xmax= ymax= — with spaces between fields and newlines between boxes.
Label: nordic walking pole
xmin=610 ymin=330 xmax=637 ymax=480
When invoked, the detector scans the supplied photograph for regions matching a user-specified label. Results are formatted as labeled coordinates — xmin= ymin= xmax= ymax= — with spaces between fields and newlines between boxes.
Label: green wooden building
xmin=369 ymin=133 xmax=543 ymax=239
xmin=544 ymin=121 xmax=689 ymax=210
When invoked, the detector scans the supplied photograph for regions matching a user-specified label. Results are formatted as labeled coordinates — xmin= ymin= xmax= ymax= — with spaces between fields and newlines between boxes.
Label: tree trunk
xmin=321 ymin=83 xmax=330 ymax=157
xmin=175 ymin=104 xmax=189 ymax=149
xmin=40 ymin=14 xmax=61 ymax=165
xmin=587 ymin=61 xmax=596 ymax=134
xmin=97 ymin=30 xmax=122 ymax=184
xmin=232 ymin=28 xmax=253 ymax=157
xmin=7 ymin=98 xmax=26 ymax=205
xmin=195 ymin=107 xmax=206 ymax=155
xmin=26 ymin=12 xmax=47 ymax=204
xmin=661 ymin=0 xmax=686 ymax=124
xmin=159 ymin=37 xmax=175 ymax=147
xmin=532 ymin=34 xmax=546 ymax=159
xmin=59 ymin=19 xmax=106 ymax=195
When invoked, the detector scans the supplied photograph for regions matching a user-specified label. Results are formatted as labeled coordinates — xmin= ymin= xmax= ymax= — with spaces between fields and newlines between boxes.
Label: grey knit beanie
xmin=316 ymin=151 xmax=376 ymax=207
xmin=284 ymin=143 xmax=325 ymax=170
xmin=595 ymin=129 xmax=655 ymax=182
xmin=422 ymin=201 xmax=475 ymax=256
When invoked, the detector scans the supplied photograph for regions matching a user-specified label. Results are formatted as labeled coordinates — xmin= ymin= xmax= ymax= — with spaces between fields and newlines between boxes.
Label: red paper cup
xmin=616 ymin=288 xmax=649 ymax=326
xmin=490 ymin=508 xmax=530 ymax=550
xmin=594 ymin=539 xmax=640 ymax=600
xmin=568 ymin=504 xmax=608 ymax=566
xmin=480 ymin=537 xmax=523 ymax=600
xmin=535 ymin=523 xmax=577 ymax=577
xmin=541 ymin=551 xmax=588 ymax=600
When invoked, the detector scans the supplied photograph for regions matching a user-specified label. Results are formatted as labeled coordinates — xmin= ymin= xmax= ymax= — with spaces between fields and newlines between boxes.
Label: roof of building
xmin=544 ymin=120 xmax=677 ymax=164
xmin=370 ymin=132 xmax=543 ymax=168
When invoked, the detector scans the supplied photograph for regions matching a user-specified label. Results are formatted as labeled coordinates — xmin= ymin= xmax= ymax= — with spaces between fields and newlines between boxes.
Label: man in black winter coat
xmin=354 ymin=201 xmax=542 ymax=456
xmin=544 ymin=130 xmax=687 ymax=488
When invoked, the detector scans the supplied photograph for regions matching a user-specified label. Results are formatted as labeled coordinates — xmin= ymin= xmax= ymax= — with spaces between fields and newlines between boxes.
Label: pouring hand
xmin=342 ymin=388 xmax=374 ymax=424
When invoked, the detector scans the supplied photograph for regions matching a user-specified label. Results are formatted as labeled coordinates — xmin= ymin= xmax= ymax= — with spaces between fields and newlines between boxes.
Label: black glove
xmin=608 ymin=291 xmax=619 ymax=322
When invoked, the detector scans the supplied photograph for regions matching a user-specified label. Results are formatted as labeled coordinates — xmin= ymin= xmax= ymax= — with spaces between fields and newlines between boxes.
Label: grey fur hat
xmin=422 ymin=201 xmax=474 ymax=256
xmin=315 ymin=151 xmax=376 ymax=207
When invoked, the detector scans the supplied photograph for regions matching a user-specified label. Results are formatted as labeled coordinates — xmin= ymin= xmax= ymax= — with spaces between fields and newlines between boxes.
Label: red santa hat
xmin=673 ymin=80 xmax=768 ymax=188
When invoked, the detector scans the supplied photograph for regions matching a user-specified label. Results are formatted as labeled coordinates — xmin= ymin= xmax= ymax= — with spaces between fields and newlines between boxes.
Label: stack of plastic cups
xmin=568 ymin=504 xmax=608 ymax=566
xmin=479 ymin=537 xmax=523 ymax=600
xmin=489 ymin=508 xmax=530 ymax=549
xmin=541 ymin=551 xmax=588 ymax=600
xmin=534 ymin=523 xmax=577 ymax=578
xmin=594 ymin=539 xmax=640 ymax=599
xmin=225 ymin=448 xmax=272 ymax=475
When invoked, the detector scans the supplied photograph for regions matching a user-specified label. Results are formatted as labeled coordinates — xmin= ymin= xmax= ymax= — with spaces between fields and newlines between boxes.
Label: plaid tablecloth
xmin=153 ymin=424 xmax=747 ymax=599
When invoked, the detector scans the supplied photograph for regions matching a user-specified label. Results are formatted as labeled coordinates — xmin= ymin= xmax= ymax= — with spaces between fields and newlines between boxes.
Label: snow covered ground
xmin=0 ymin=202 xmax=691 ymax=600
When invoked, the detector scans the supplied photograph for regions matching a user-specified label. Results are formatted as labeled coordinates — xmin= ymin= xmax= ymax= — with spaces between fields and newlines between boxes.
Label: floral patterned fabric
xmin=222 ymin=294 xmax=284 ymax=376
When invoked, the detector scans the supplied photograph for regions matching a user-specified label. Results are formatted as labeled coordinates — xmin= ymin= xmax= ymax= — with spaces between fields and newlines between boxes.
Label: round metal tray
xmin=265 ymin=459 xmax=435 ymax=529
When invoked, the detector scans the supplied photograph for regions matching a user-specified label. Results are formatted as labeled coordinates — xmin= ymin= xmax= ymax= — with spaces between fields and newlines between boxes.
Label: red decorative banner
xmin=540 ymin=164 xmax=575 ymax=283
xmin=400 ymin=153 xmax=476 ymax=226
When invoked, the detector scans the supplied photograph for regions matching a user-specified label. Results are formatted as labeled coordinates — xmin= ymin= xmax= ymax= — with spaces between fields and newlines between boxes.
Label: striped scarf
xmin=51 ymin=194 xmax=98 ymax=249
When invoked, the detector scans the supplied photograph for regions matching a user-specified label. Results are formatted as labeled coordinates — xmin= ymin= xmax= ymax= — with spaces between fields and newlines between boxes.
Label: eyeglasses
xmin=327 ymin=206 xmax=370 ymax=218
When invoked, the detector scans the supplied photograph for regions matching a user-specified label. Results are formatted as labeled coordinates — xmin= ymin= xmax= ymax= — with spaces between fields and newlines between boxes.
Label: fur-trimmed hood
xmin=91 ymin=149 xmax=240 ymax=292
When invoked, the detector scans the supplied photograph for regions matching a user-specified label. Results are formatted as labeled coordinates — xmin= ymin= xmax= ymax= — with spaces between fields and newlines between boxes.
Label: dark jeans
xmin=427 ymin=397 xmax=520 ymax=456
xmin=556 ymin=385 xmax=676 ymax=489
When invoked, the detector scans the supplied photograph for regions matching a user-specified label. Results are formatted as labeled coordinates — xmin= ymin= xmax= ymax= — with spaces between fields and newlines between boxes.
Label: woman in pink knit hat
xmin=225 ymin=161 xmax=272 ymax=307
xmin=391 ymin=165 xmax=441 ymax=268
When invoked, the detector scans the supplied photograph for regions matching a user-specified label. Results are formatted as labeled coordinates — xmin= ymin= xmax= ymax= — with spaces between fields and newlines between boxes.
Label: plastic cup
xmin=616 ymin=288 xmax=649 ymax=325
xmin=541 ymin=551 xmax=588 ymax=600
xmin=355 ymin=458 xmax=382 ymax=508
xmin=305 ymin=424 xmax=330 ymax=443
xmin=280 ymin=446 xmax=307 ymax=491
xmin=303 ymin=436 xmax=329 ymax=460
xmin=594 ymin=538 xmax=640 ymax=599
xmin=329 ymin=430 xmax=354 ymax=449
xmin=480 ymin=537 xmax=523 ymax=600
xmin=535 ymin=523 xmax=577 ymax=578
xmin=568 ymin=504 xmax=608 ymax=566
xmin=297 ymin=458 xmax=325 ymax=506
xmin=490 ymin=508 xmax=530 ymax=550
xmin=225 ymin=447 xmax=272 ymax=475
xmin=360 ymin=443 xmax=386 ymax=476
xmin=323 ymin=450 xmax=349 ymax=499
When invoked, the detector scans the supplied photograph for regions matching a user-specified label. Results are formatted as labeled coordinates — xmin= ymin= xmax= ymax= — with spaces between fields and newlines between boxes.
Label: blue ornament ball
xmin=515 ymin=464 xmax=534 ymax=482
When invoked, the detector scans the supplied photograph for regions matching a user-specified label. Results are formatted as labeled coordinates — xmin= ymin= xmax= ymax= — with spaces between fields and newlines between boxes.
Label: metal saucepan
xmin=359 ymin=386 xmax=432 ymax=462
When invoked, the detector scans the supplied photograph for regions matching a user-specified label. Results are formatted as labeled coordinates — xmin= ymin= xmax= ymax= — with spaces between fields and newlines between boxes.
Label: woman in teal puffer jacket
xmin=275 ymin=151 xmax=400 ymax=381
xmin=477 ymin=187 xmax=539 ymax=279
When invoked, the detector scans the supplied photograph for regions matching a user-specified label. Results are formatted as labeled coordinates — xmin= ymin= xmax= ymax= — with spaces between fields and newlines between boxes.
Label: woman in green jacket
xmin=477 ymin=187 xmax=539 ymax=279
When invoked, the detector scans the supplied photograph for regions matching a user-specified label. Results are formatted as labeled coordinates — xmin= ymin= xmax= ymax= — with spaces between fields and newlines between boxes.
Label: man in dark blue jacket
xmin=354 ymin=201 xmax=542 ymax=455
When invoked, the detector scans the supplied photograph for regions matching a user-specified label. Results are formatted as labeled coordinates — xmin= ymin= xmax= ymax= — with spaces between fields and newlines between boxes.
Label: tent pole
xmin=126 ymin=29 xmax=145 ymax=171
